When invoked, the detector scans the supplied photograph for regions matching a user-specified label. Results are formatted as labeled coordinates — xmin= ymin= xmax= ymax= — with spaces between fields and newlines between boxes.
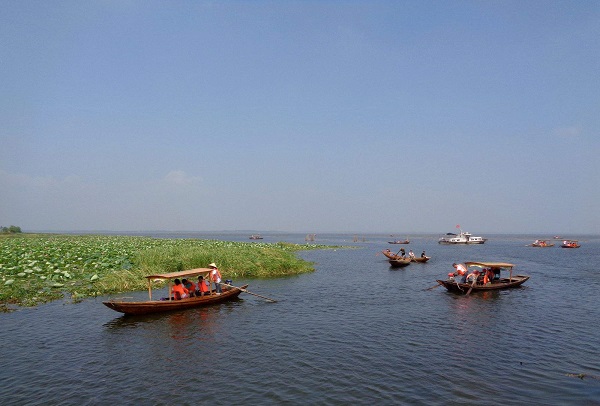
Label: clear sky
xmin=1 ymin=1 xmax=599 ymax=235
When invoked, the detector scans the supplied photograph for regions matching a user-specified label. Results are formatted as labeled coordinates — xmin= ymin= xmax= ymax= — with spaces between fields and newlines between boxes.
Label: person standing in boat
xmin=452 ymin=263 xmax=467 ymax=283
xmin=209 ymin=263 xmax=222 ymax=294
xmin=171 ymin=278 xmax=189 ymax=300
xmin=399 ymin=248 xmax=406 ymax=258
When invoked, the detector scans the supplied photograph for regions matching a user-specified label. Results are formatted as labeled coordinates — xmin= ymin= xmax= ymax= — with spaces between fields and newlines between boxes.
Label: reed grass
xmin=0 ymin=234 xmax=344 ymax=309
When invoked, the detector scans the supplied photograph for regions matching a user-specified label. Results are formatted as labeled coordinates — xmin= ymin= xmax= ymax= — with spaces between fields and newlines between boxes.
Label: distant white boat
xmin=438 ymin=230 xmax=487 ymax=244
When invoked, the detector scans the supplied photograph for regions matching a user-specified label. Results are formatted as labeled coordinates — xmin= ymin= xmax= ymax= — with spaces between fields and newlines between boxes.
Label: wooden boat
xmin=435 ymin=261 xmax=529 ymax=294
xmin=561 ymin=240 xmax=580 ymax=248
xmin=388 ymin=239 xmax=410 ymax=244
xmin=103 ymin=268 xmax=247 ymax=315
xmin=528 ymin=239 xmax=555 ymax=247
xmin=249 ymin=234 xmax=263 ymax=240
xmin=381 ymin=249 xmax=402 ymax=260
xmin=388 ymin=258 xmax=411 ymax=268
xmin=410 ymin=256 xmax=430 ymax=263
xmin=382 ymin=249 xmax=429 ymax=263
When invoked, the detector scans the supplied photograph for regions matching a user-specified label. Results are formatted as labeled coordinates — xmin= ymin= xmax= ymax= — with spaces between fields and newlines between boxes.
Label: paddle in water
xmin=466 ymin=278 xmax=477 ymax=295
xmin=222 ymin=283 xmax=277 ymax=302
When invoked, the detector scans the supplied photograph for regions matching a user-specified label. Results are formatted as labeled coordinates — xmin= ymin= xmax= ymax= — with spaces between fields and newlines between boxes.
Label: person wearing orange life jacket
xmin=196 ymin=275 xmax=209 ymax=296
xmin=209 ymin=263 xmax=222 ymax=294
xmin=182 ymin=278 xmax=196 ymax=297
xmin=452 ymin=263 xmax=468 ymax=283
xmin=171 ymin=278 xmax=189 ymax=300
xmin=483 ymin=268 xmax=494 ymax=285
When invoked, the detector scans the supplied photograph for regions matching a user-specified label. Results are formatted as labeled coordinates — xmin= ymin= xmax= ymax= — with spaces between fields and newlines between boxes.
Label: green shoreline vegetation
xmin=0 ymin=234 xmax=344 ymax=310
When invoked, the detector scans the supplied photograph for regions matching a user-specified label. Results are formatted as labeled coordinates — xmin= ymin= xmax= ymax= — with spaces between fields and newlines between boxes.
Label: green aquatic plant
xmin=0 ymin=234 xmax=344 ymax=307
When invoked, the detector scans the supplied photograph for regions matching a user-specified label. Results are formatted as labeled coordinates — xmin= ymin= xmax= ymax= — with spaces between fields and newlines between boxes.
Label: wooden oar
xmin=424 ymin=281 xmax=443 ymax=291
xmin=466 ymin=278 xmax=477 ymax=295
xmin=222 ymin=283 xmax=277 ymax=302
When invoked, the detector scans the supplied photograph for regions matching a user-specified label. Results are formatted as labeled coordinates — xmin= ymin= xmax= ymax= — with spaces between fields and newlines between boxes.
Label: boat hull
xmin=103 ymin=285 xmax=247 ymax=315
xmin=438 ymin=239 xmax=486 ymax=245
xmin=438 ymin=231 xmax=486 ymax=244
xmin=388 ymin=259 xmax=411 ymax=268
xmin=411 ymin=256 xmax=430 ymax=263
xmin=435 ymin=276 xmax=529 ymax=294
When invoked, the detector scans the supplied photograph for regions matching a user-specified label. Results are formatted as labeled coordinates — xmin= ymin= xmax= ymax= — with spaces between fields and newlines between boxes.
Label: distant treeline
xmin=1 ymin=226 xmax=22 ymax=234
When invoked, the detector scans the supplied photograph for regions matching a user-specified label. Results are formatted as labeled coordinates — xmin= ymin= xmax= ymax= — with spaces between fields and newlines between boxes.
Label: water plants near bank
xmin=0 ymin=234 xmax=341 ymax=309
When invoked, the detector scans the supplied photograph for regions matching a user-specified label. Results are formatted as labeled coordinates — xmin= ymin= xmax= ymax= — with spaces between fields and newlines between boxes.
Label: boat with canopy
xmin=103 ymin=267 xmax=247 ymax=315
xmin=528 ymin=239 xmax=555 ymax=247
xmin=561 ymin=240 xmax=580 ymax=248
xmin=435 ymin=261 xmax=529 ymax=294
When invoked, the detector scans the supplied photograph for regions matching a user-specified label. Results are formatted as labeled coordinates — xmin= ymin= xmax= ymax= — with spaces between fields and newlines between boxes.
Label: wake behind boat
xmin=103 ymin=268 xmax=247 ymax=315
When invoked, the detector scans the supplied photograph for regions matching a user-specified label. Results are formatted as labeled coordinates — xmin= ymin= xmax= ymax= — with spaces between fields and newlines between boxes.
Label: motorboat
xmin=438 ymin=230 xmax=486 ymax=244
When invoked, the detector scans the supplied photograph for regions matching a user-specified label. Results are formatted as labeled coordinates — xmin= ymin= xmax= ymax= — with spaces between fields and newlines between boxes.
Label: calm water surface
xmin=1 ymin=233 xmax=600 ymax=405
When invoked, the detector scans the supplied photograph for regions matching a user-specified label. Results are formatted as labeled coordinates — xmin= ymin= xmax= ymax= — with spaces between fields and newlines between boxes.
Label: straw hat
xmin=208 ymin=263 xmax=217 ymax=268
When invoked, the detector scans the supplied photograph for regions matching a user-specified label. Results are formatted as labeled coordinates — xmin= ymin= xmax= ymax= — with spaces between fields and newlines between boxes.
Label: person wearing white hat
xmin=209 ymin=263 xmax=222 ymax=294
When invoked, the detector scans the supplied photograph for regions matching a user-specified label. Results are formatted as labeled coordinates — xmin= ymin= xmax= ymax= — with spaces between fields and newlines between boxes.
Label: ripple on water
xmin=1 ymin=235 xmax=600 ymax=404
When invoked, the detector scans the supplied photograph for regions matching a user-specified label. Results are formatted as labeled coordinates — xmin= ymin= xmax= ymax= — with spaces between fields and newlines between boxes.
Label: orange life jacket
xmin=198 ymin=280 xmax=209 ymax=292
xmin=172 ymin=284 xmax=189 ymax=299
xmin=211 ymin=269 xmax=222 ymax=282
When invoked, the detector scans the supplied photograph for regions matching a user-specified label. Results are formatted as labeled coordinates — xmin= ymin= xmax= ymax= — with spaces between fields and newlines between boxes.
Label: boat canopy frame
xmin=144 ymin=268 xmax=214 ymax=301
xmin=465 ymin=261 xmax=515 ymax=282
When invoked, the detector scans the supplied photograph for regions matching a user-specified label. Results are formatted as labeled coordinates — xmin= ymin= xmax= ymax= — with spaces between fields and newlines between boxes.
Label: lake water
xmin=1 ymin=233 xmax=600 ymax=405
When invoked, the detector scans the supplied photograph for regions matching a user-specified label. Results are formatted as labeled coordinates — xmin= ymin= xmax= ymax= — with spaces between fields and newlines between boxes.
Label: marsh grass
xmin=0 ymin=234 xmax=344 ymax=308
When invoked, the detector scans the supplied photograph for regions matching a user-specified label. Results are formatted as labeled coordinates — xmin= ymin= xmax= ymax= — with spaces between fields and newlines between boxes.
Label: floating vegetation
xmin=566 ymin=373 xmax=600 ymax=381
xmin=0 ymin=234 xmax=344 ymax=307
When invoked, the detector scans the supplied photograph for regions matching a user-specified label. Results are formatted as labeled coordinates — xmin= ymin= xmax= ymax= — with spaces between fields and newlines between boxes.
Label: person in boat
xmin=483 ymin=268 xmax=494 ymax=285
xmin=452 ymin=263 xmax=468 ymax=283
xmin=196 ymin=275 xmax=209 ymax=296
xmin=399 ymin=248 xmax=406 ymax=258
xmin=172 ymin=278 xmax=189 ymax=300
xmin=408 ymin=250 xmax=415 ymax=260
xmin=491 ymin=267 xmax=501 ymax=281
xmin=421 ymin=251 xmax=426 ymax=258
xmin=466 ymin=270 xmax=480 ymax=284
xmin=209 ymin=263 xmax=222 ymax=294
xmin=182 ymin=278 xmax=196 ymax=297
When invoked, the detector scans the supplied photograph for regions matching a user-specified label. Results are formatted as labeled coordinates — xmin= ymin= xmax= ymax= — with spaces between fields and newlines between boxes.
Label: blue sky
xmin=1 ymin=1 xmax=599 ymax=234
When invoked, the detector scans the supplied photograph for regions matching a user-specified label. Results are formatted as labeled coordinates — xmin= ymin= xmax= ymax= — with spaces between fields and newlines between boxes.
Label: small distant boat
xmin=388 ymin=258 xmax=411 ymax=268
xmin=381 ymin=249 xmax=400 ymax=260
xmin=561 ymin=240 xmax=580 ymax=248
xmin=381 ymin=249 xmax=429 ymax=262
xmin=438 ymin=230 xmax=486 ymax=244
xmin=435 ymin=261 xmax=529 ymax=294
xmin=553 ymin=235 xmax=562 ymax=239
xmin=528 ymin=239 xmax=555 ymax=247
xmin=103 ymin=268 xmax=247 ymax=315
xmin=249 ymin=234 xmax=263 ymax=240
xmin=388 ymin=239 xmax=410 ymax=244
